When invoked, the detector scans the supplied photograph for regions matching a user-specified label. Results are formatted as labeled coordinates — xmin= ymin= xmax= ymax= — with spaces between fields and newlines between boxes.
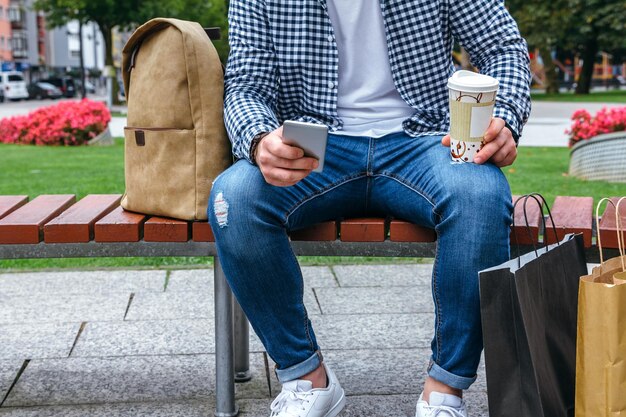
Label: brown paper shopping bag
xmin=575 ymin=197 xmax=626 ymax=417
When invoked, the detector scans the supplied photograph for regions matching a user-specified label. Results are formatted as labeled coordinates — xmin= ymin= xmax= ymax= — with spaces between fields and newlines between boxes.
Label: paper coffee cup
xmin=447 ymin=70 xmax=499 ymax=163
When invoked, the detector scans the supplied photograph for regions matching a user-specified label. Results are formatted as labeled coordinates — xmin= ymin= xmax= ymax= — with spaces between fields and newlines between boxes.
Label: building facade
xmin=46 ymin=20 xmax=104 ymax=75
xmin=0 ymin=0 xmax=12 ymax=62
xmin=0 ymin=0 xmax=105 ymax=83
xmin=0 ymin=0 xmax=45 ymax=80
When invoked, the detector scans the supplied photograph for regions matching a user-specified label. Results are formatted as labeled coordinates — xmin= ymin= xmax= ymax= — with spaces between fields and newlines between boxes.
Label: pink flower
xmin=0 ymin=99 xmax=111 ymax=146
xmin=567 ymin=106 xmax=626 ymax=147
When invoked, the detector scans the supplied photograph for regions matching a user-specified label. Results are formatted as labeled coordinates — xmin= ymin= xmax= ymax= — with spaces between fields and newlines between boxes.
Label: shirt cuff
xmin=240 ymin=123 xmax=279 ymax=164
xmin=249 ymin=131 xmax=270 ymax=164
xmin=504 ymin=121 xmax=520 ymax=144
xmin=493 ymin=106 xmax=522 ymax=144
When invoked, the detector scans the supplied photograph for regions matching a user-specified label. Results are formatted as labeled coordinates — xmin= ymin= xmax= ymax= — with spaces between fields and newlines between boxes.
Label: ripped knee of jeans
xmin=213 ymin=191 xmax=229 ymax=228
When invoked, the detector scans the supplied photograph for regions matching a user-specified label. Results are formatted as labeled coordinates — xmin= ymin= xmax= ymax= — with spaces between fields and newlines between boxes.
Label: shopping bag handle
xmin=595 ymin=197 xmax=626 ymax=269
xmin=512 ymin=193 xmax=560 ymax=264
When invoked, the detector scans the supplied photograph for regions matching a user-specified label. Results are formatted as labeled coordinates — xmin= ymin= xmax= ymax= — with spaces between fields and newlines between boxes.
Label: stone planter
xmin=87 ymin=126 xmax=113 ymax=146
xmin=569 ymin=131 xmax=626 ymax=183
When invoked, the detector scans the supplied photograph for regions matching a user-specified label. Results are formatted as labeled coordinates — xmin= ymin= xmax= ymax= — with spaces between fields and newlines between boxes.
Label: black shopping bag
xmin=479 ymin=194 xmax=587 ymax=417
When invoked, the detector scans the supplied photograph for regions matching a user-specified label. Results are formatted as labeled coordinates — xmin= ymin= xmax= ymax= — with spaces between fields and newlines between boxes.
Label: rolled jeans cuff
xmin=275 ymin=351 xmax=323 ymax=383
xmin=427 ymin=360 xmax=476 ymax=390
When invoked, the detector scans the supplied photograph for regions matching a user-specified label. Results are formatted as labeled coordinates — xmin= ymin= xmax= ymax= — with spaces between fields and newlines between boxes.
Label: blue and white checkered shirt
xmin=224 ymin=0 xmax=532 ymax=162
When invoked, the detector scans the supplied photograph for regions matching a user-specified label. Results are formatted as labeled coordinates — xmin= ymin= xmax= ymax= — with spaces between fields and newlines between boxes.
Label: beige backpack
xmin=121 ymin=18 xmax=231 ymax=221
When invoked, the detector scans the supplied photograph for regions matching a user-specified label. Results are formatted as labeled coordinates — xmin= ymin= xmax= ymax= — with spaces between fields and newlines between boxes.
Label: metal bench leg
xmin=234 ymin=299 xmax=251 ymax=382
xmin=214 ymin=256 xmax=238 ymax=417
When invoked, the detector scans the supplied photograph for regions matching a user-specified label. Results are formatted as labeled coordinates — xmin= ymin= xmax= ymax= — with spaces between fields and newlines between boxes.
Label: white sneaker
xmin=270 ymin=363 xmax=345 ymax=417
xmin=415 ymin=391 xmax=467 ymax=417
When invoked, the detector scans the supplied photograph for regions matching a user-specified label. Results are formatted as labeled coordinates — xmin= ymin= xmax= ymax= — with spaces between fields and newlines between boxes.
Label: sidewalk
xmin=0 ymin=264 xmax=490 ymax=416
xmin=521 ymin=101 xmax=622 ymax=147
xmin=108 ymin=101 xmax=624 ymax=147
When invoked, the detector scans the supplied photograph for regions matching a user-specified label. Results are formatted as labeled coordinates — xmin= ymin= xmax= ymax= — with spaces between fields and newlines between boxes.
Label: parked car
xmin=76 ymin=79 xmax=97 ymax=94
xmin=40 ymin=76 xmax=76 ymax=98
xmin=0 ymin=71 xmax=29 ymax=101
xmin=83 ymin=80 xmax=96 ymax=94
xmin=28 ymin=82 xmax=63 ymax=100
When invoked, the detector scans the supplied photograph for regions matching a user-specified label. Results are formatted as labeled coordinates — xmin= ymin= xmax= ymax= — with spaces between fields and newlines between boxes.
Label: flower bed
xmin=567 ymin=106 xmax=626 ymax=148
xmin=567 ymin=106 xmax=626 ymax=183
xmin=0 ymin=99 xmax=111 ymax=146
xmin=569 ymin=132 xmax=626 ymax=183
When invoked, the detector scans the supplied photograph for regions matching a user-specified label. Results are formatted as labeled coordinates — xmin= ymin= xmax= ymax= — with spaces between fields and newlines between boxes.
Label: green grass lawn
xmin=505 ymin=147 xmax=626 ymax=204
xmin=0 ymin=138 xmax=126 ymax=199
xmin=531 ymin=89 xmax=626 ymax=103
xmin=2 ymin=140 xmax=626 ymax=270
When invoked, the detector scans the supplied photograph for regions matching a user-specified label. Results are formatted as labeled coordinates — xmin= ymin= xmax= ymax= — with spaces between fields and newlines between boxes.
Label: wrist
xmin=250 ymin=131 xmax=270 ymax=164
xmin=504 ymin=121 xmax=520 ymax=145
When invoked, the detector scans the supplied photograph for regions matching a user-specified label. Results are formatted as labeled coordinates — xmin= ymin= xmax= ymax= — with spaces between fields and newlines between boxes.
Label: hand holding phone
xmin=281 ymin=121 xmax=328 ymax=173
xmin=253 ymin=126 xmax=320 ymax=187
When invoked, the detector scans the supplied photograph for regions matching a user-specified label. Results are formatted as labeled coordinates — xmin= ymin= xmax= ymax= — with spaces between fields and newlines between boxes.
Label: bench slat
xmin=389 ymin=220 xmax=436 ymax=242
xmin=144 ymin=217 xmax=190 ymax=242
xmin=0 ymin=196 xmax=28 ymax=220
xmin=192 ymin=222 xmax=215 ymax=242
xmin=598 ymin=197 xmax=626 ymax=250
xmin=544 ymin=196 xmax=593 ymax=247
xmin=290 ymin=221 xmax=337 ymax=241
xmin=340 ymin=218 xmax=386 ymax=242
xmin=94 ymin=206 xmax=147 ymax=242
xmin=0 ymin=195 xmax=76 ymax=244
xmin=511 ymin=195 xmax=542 ymax=246
xmin=44 ymin=195 xmax=122 ymax=243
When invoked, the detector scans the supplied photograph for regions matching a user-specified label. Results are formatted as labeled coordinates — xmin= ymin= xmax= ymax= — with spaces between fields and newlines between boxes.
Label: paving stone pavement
xmin=0 ymin=264 xmax=492 ymax=416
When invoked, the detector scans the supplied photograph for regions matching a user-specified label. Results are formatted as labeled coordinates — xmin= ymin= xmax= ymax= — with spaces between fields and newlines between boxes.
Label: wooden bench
xmin=0 ymin=193 xmax=623 ymax=416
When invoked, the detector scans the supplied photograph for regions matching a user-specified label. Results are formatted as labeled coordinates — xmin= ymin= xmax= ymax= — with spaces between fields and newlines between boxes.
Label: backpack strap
xmin=204 ymin=27 xmax=221 ymax=40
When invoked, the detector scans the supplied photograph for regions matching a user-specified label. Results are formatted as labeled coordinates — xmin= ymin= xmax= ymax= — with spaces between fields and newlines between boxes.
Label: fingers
xmin=472 ymin=117 xmax=517 ymax=167
xmin=488 ymin=140 xmax=517 ymax=166
xmin=257 ymin=151 xmax=319 ymax=171
xmin=474 ymin=133 xmax=517 ymax=166
xmin=255 ymin=127 xmax=319 ymax=186
xmin=263 ymin=167 xmax=314 ymax=187
xmin=441 ymin=135 xmax=451 ymax=147
xmin=263 ymin=134 xmax=305 ymax=160
xmin=483 ymin=118 xmax=506 ymax=143
xmin=257 ymin=133 xmax=318 ymax=171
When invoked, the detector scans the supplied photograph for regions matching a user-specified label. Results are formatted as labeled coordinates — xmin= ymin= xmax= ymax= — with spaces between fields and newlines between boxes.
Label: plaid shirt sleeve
xmin=450 ymin=0 xmax=532 ymax=139
xmin=223 ymin=0 xmax=280 ymax=163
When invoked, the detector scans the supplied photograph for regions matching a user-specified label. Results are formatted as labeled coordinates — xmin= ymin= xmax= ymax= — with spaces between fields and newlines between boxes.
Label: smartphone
xmin=282 ymin=120 xmax=328 ymax=173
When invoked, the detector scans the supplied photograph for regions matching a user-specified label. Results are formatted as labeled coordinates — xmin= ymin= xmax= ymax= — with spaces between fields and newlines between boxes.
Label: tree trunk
xmin=575 ymin=38 xmax=598 ymax=94
xmin=79 ymin=21 xmax=86 ymax=99
xmin=102 ymin=25 xmax=113 ymax=67
xmin=539 ymin=46 xmax=559 ymax=94
xmin=99 ymin=25 xmax=121 ymax=105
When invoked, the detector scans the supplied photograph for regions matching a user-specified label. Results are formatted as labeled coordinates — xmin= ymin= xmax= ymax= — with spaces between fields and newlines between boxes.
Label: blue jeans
xmin=208 ymin=132 xmax=512 ymax=390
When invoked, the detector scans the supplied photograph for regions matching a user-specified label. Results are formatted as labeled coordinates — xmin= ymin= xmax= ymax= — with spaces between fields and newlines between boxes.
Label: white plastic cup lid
xmin=447 ymin=70 xmax=499 ymax=93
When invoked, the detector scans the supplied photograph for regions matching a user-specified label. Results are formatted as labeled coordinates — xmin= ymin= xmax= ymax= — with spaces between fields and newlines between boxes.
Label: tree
xmin=507 ymin=0 xmax=626 ymax=94
xmin=506 ymin=0 xmax=570 ymax=94
xmin=34 ymin=0 xmax=147 ymax=103
xmin=567 ymin=0 xmax=626 ymax=94
xmin=33 ymin=0 xmax=229 ymax=102
xmin=175 ymin=0 xmax=229 ymax=62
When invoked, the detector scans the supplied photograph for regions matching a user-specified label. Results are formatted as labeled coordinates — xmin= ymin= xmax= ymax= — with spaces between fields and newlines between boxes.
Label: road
xmin=1 ymin=97 xmax=623 ymax=147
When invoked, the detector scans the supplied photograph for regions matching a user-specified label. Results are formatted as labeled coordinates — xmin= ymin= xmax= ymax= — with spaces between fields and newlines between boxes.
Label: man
xmin=209 ymin=0 xmax=531 ymax=416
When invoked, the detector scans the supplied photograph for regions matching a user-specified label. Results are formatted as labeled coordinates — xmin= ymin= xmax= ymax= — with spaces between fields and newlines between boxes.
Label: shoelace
xmin=270 ymin=389 xmax=313 ymax=417
xmin=422 ymin=403 xmax=466 ymax=417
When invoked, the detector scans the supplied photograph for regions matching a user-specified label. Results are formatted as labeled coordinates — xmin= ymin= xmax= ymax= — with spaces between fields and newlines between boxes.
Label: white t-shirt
xmin=326 ymin=0 xmax=415 ymax=137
